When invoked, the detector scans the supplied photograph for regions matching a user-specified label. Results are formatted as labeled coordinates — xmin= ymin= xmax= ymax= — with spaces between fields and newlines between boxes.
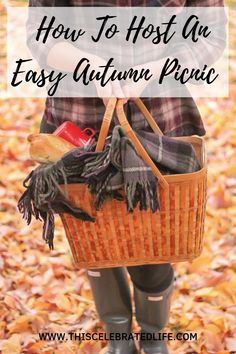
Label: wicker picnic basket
xmin=59 ymin=97 xmax=207 ymax=269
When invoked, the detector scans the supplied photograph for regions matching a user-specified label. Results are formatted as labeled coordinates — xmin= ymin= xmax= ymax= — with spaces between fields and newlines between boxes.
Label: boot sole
xmin=99 ymin=345 xmax=140 ymax=354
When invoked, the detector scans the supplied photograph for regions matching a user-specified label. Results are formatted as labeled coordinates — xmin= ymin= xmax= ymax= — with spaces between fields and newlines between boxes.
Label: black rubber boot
xmin=86 ymin=267 xmax=138 ymax=354
xmin=133 ymin=269 xmax=175 ymax=354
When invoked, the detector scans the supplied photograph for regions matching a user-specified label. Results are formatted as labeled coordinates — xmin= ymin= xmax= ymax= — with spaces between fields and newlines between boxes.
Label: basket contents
xmin=18 ymin=124 xmax=201 ymax=250
xmin=53 ymin=121 xmax=96 ymax=148
xmin=28 ymin=133 xmax=77 ymax=164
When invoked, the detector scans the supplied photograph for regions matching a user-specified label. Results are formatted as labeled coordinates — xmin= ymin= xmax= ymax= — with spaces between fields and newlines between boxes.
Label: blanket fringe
xmin=125 ymin=180 xmax=160 ymax=212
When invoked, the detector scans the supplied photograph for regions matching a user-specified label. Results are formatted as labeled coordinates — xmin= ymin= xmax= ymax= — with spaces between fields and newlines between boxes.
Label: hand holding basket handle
xmin=96 ymin=97 xmax=169 ymax=190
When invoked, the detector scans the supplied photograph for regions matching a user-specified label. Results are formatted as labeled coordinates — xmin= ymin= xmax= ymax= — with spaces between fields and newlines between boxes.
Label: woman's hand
xmin=47 ymin=42 xmax=130 ymax=106
xmin=90 ymin=55 xmax=127 ymax=106
xmin=122 ymin=75 xmax=151 ymax=100
xmin=122 ymin=59 xmax=169 ymax=101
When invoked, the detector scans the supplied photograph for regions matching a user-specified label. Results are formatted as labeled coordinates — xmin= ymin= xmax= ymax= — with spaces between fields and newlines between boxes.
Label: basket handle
xmin=95 ymin=97 xmax=117 ymax=152
xmin=95 ymin=97 xmax=163 ymax=152
xmin=116 ymin=99 xmax=169 ymax=191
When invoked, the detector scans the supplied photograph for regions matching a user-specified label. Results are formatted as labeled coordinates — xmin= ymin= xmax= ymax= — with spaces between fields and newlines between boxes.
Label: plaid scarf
xmin=83 ymin=126 xmax=200 ymax=211
xmin=87 ymin=127 xmax=159 ymax=211
xmin=17 ymin=142 xmax=98 ymax=249
xmin=136 ymin=130 xmax=201 ymax=174
xmin=18 ymin=126 xmax=201 ymax=249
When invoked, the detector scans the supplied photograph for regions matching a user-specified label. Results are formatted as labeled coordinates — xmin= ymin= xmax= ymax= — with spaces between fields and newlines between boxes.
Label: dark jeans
xmin=88 ymin=264 xmax=174 ymax=293
xmin=126 ymin=263 xmax=174 ymax=293
xmin=40 ymin=119 xmax=174 ymax=293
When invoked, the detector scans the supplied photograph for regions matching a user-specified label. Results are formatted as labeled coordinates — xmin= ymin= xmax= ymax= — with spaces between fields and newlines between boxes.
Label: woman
xmin=27 ymin=0 xmax=225 ymax=353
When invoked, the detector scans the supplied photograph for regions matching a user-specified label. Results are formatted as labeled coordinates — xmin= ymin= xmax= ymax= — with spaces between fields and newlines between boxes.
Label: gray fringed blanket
xmin=18 ymin=126 xmax=201 ymax=249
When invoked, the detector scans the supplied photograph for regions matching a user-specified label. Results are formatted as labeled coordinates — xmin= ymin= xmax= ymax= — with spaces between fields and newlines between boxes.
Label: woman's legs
xmin=87 ymin=264 xmax=174 ymax=354
xmin=39 ymin=117 xmax=174 ymax=353
xmin=87 ymin=267 xmax=138 ymax=354
xmin=127 ymin=263 xmax=174 ymax=294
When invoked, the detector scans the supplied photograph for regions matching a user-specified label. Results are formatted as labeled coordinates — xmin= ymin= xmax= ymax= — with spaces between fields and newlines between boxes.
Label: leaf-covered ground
xmin=0 ymin=1 xmax=236 ymax=353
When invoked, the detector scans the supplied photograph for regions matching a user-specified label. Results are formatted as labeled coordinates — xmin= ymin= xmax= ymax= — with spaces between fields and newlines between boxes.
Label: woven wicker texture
xmin=59 ymin=98 xmax=207 ymax=268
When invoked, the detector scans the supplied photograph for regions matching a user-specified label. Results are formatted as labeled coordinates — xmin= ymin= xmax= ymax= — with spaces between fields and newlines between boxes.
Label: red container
xmin=53 ymin=121 xmax=96 ymax=147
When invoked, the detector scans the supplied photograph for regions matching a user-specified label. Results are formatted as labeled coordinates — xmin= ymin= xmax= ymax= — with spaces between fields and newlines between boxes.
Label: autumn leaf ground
xmin=0 ymin=1 xmax=236 ymax=353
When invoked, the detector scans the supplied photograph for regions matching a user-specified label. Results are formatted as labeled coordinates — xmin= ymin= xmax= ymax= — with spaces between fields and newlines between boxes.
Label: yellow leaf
xmin=188 ymin=255 xmax=212 ymax=273
xmin=195 ymin=287 xmax=219 ymax=297
xmin=77 ymin=302 xmax=87 ymax=319
xmin=225 ymin=165 xmax=236 ymax=177
xmin=186 ymin=319 xmax=202 ymax=331
xmin=183 ymin=298 xmax=194 ymax=313
xmin=7 ymin=315 xmax=32 ymax=333
xmin=215 ymin=281 xmax=236 ymax=301
xmin=204 ymin=323 xmax=221 ymax=334
xmin=54 ymin=294 xmax=71 ymax=311
xmin=2 ymin=334 xmax=21 ymax=354
xmin=81 ymin=288 xmax=93 ymax=301
xmin=213 ymin=318 xmax=226 ymax=332
xmin=178 ymin=315 xmax=190 ymax=328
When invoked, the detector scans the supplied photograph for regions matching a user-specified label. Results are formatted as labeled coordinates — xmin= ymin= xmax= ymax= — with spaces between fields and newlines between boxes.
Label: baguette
xmin=28 ymin=133 xmax=76 ymax=163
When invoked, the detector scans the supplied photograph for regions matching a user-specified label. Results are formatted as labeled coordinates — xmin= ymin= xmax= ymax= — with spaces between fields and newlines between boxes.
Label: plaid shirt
xmin=28 ymin=0 xmax=225 ymax=137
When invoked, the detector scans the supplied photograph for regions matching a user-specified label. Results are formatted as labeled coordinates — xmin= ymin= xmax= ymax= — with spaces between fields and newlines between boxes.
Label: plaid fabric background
xmin=28 ymin=0 xmax=225 ymax=137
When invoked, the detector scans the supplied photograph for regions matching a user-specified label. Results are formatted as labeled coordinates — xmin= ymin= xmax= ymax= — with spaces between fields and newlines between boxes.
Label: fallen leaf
xmin=225 ymin=337 xmax=236 ymax=352
xmin=2 ymin=334 xmax=21 ymax=354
